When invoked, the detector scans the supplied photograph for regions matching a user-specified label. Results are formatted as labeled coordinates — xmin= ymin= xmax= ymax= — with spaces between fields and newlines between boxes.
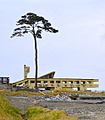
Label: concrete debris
xmin=33 ymin=94 xmax=71 ymax=102
xmin=6 ymin=94 xmax=105 ymax=120
xmin=45 ymin=94 xmax=71 ymax=101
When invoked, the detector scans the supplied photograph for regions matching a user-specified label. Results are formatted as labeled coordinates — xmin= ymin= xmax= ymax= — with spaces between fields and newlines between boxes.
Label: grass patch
xmin=0 ymin=95 xmax=22 ymax=120
xmin=0 ymin=90 xmax=64 ymax=97
xmin=26 ymin=106 xmax=78 ymax=120
xmin=0 ymin=90 xmax=43 ymax=96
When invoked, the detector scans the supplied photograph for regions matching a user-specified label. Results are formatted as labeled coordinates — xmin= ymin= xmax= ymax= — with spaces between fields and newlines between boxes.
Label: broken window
xmin=56 ymin=81 xmax=60 ymax=83
xmin=31 ymin=81 xmax=34 ymax=83
xmin=44 ymin=81 xmax=48 ymax=83
xmin=50 ymin=81 xmax=54 ymax=83
xmin=76 ymin=81 xmax=79 ymax=84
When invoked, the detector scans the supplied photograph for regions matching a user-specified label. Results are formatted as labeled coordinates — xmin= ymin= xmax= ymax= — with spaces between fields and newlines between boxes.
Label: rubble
xmin=44 ymin=94 xmax=71 ymax=102
xmin=6 ymin=94 xmax=105 ymax=120
xmin=31 ymin=94 xmax=71 ymax=102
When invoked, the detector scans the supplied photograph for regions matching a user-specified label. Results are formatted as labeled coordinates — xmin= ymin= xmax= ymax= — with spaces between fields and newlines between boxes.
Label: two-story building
xmin=12 ymin=65 xmax=99 ymax=91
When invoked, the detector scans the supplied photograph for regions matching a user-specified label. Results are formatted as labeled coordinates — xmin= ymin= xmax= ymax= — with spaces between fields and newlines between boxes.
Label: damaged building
xmin=11 ymin=65 xmax=99 ymax=91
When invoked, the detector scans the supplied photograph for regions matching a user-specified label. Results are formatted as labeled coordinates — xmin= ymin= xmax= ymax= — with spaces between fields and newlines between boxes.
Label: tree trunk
xmin=33 ymin=29 xmax=38 ymax=90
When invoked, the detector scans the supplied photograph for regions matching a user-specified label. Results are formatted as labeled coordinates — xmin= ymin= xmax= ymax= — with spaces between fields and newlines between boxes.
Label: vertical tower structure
xmin=24 ymin=65 xmax=30 ymax=79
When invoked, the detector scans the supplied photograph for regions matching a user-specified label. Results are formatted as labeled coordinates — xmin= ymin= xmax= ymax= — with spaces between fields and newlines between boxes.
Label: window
xmin=50 ymin=81 xmax=54 ymax=83
xmin=71 ymin=81 xmax=73 ymax=84
xmin=83 ymin=81 xmax=85 ymax=84
xmin=31 ymin=81 xmax=34 ymax=83
xmin=0 ymin=78 xmax=2 ymax=83
xmin=37 ymin=81 xmax=41 ymax=83
xmin=3 ymin=78 xmax=8 ymax=84
xmin=76 ymin=81 xmax=79 ymax=84
xmin=37 ymin=81 xmax=41 ymax=85
xmin=88 ymin=81 xmax=91 ymax=84
xmin=44 ymin=81 xmax=47 ymax=83
xmin=56 ymin=81 xmax=60 ymax=83
xmin=62 ymin=81 xmax=67 ymax=84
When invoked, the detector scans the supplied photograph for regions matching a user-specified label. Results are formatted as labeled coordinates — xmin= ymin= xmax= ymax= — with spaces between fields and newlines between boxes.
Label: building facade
xmin=12 ymin=65 xmax=99 ymax=91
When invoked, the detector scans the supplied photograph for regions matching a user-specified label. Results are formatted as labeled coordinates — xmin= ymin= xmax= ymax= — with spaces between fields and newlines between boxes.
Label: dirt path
xmin=6 ymin=96 xmax=33 ymax=113
xmin=6 ymin=96 xmax=34 ymax=120
xmin=21 ymin=114 xmax=27 ymax=120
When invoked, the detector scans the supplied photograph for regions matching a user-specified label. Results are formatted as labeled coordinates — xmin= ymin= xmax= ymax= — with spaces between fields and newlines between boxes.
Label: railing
xmin=40 ymin=83 xmax=98 ymax=88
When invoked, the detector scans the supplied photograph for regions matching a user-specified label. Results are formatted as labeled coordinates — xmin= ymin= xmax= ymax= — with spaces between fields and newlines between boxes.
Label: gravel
xmin=6 ymin=95 xmax=105 ymax=120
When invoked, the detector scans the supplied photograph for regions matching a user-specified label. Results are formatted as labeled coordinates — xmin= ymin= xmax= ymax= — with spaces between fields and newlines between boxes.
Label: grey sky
xmin=0 ymin=0 xmax=105 ymax=90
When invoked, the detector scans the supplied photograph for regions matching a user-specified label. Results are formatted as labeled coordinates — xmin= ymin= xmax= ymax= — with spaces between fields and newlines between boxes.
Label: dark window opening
xmin=76 ymin=81 xmax=79 ymax=84
xmin=56 ymin=81 xmax=60 ymax=83
xmin=83 ymin=81 xmax=85 ymax=84
xmin=78 ymin=87 xmax=80 ymax=91
xmin=71 ymin=81 xmax=73 ymax=84
xmin=50 ymin=81 xmax=54 ymax=83
xmin=44 ymin=81 xmax=47 ymax=83
xmin=37 ymin=81 xmax=41 ymax=83
xmin=31 ymin=81 xmax=34 ymax=83
xmin=88 ymin=81 xmax=91 ymax=84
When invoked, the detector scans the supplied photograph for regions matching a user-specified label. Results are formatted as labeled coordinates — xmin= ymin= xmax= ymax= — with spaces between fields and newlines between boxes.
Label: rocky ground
xmin=40 ymin=101 xmax=105 ymax=120
xmin=6 ymin=94 xmax=105 ymax=120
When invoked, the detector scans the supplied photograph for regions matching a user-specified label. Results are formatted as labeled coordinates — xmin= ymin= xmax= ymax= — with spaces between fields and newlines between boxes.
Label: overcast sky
xmin=0 ymin=0 xmax=105 ymax=90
